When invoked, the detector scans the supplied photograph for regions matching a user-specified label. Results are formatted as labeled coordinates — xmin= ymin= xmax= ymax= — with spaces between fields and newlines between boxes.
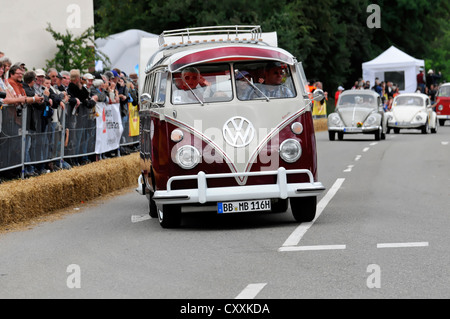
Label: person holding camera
xmin=67 ymin=69 xmax=98 ymax=166
xmin=22 ymin=71 xmax=47 ymax=176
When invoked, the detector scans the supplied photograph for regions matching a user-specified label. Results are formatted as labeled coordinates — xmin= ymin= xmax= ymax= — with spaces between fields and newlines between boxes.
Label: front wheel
xmin=148 ymin=191 xmax=158 ymax=218
xmin=328 ymin=131 xmax=336 ymax=141
xmin=290 ymin=196 xmax=317 ymax=222
xmin=421 ymin=120 xmax=429 ymax=134
xmin=374 ymin=128 xmax=381 ymax=141
xmin=158 ymin=204 xmax=182 ymax=228
xmin=431 ymin=119 xmax=438 ymax=133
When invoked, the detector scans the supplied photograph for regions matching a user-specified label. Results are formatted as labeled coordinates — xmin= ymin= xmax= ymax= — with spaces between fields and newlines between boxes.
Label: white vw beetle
xmin=386 ymin=93 xmax=438 ymax=134
xmin=327 ymin=90 xmax=387 ymax=141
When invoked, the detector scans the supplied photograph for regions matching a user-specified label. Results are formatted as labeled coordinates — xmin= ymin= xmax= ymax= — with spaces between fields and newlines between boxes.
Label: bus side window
xmin=155 ymin=72 xmax=168 ymax=105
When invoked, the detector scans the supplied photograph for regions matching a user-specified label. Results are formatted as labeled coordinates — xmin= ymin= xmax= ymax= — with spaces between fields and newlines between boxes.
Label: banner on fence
xmin=95 ymin=103 xmax=123 ymax=154
xmin=128 ymin=102 xmax=139 ymax=137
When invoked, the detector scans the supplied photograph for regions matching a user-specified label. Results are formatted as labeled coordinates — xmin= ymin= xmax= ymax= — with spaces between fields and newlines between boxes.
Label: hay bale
xmin=0 ymin=153 xmax=140 ymax=228
xmin=313 ymin=118 xmax=328 ymax=132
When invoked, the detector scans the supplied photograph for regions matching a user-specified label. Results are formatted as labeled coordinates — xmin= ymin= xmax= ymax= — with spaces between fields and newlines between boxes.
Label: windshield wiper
xmin=181 ymin=78 xmax=204 ymax=106
xmin=235 ymin=69 xmax=270 ymax=102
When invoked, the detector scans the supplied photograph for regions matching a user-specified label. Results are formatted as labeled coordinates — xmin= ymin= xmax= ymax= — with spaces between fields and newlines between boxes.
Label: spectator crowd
xmin=0 ymin=51 xmax=140 ymax=182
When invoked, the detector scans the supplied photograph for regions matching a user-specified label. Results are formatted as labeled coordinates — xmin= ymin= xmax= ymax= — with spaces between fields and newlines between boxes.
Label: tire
xmin=431 ymin=120 xmax=437 ymax=134
xmin=394 ymin=128 xmax=400 ymax=134
xmin=337 ymin=132 xmax=344 ymax=141
xmin=374 ymin=128 xmax=381 ymax=141
xmin=439 ymin=119 xmax=446 ymax=126
xmin=421 ymin=120 xmax=428 ymax=134
xmin=272 ymin=198 xmax=289 ymax=213
xmin=158 ymin=204 xmax=182 ymax=228
xmin=148 ymin=191 xmax=158 ymax=218
xmin=328 ymin=131 xmax=336 ymax=141
xmin=290 ymin=196 xmax=317 ymax=223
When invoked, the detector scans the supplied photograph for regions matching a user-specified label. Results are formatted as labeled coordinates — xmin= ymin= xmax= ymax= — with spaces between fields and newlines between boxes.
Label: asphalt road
xmin=1 ymin=125 xmax=449 ymax=300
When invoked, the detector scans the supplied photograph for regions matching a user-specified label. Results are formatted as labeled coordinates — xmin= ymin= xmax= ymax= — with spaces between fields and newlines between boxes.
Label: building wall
xmin=1 ymin=0 xmax=94 ymax=71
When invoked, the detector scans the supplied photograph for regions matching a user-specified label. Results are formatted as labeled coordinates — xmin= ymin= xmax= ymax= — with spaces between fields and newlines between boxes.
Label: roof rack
xmin=158 ymin=25 xmax=263 ymax=47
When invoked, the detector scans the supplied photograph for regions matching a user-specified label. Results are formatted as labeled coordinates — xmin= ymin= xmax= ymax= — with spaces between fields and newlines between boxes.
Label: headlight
xmin=175 ymin=145 xmax=201 ymax=169
xmin=279 ymin=139 xmax=302 ymax=163
xmin=330 ymin=114 xmax=341 ymax=126
xmin=365 ymin=115 xmax=377 ymax=126
xmin=415 ymin=115 xmax=423 ymax=122
xmin=438 ymin=105 xmax=443 ymax=111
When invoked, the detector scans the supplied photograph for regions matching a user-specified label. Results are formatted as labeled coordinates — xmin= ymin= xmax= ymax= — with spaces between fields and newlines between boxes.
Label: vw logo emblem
xmin=223 ymin=116 xmax=255 ymax=147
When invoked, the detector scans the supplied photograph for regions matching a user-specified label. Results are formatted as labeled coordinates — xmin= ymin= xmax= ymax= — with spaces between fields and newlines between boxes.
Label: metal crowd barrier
xmin=0 ymin=102 xmax=139 ymax=178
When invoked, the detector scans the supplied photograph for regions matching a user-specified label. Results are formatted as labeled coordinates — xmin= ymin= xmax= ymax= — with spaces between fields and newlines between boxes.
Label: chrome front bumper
xmin=387 ymin=121 xmax=423 ymax=128
xmin=328 ymin=126 xmax=380 ymax=133
xmin=144 ymin=168 xmax=325 ymax=205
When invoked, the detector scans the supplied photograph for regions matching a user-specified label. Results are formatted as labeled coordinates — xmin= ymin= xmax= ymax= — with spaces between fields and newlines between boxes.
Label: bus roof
xmin=166 ymin=44 xmax=295 ymax=72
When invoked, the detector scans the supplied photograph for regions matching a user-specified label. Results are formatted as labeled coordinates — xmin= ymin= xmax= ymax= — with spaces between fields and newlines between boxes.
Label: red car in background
xmin=436 ymin=83 xmax=450 ymax=126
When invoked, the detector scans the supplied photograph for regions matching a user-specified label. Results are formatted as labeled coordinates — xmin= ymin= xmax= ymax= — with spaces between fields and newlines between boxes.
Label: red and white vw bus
xmin=436 ymin=83 xmax=450 ymax=126
xmin=137 ymin=26 xmax=325 ymax=228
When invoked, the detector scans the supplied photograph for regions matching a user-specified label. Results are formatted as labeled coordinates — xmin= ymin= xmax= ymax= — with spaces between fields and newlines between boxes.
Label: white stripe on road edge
xmin=280 ymin=178 xmax=345 ymax=248
xmin=131 ymin=215 xmax=151 ymax=223
xmin=442 ymin=141 xmax=449 ymax=145
xmin=235 ymin=283 xmax=267 ymax=299
xmin=279 ymin=245 xmax=346 ymax=252
xmin=370 ymin=142 xmax=378 ymax=146
xmin=377 ymin=242 xmax=429 ymax=248
xmin=363 ymin=147 xmax=370 ymax=152
xmin=355 ymin=155 xmax=362 ymax=161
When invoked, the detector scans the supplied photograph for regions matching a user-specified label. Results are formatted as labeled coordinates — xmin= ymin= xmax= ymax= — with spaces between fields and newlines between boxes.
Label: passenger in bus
xmin=235 ymin=70 xmax=253 ymax=100
xmin=173 ymin=67 xmax=209 ymax=104
xmin=252 ymin=62 xmax=294 ymax=99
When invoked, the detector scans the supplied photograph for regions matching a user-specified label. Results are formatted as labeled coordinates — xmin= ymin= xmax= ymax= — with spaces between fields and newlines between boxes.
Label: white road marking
xmin=131 ymin=215 xmax=151 ymax=223
xmin=280 ymin=178 xmax=345 ymax=247
xmin=377 ymin=242 xmax=429 ymax=248
xmin=343 ymin=165 xmax=354 ymax=172
xmin=363 ymin=147 xmax=370 ymax=152
xmin=355 ymin=155 xmax=362 ymax=161
xmin=442 ymin=141 xmax=449 ymax=145
xmin=235 ymin=283 xmax=267 ymax=299
xmin=279 ymin=245 xmax=346 ymax=252
xmin=370 ymin=142 xmax=378 ymax=146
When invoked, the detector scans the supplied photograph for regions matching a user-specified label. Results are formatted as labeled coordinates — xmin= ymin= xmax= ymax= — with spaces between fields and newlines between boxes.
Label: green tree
xmin=45 ymin=24 xmax=109 ymax=72
xmin=93 ymin=0 xmax=450 ymax=92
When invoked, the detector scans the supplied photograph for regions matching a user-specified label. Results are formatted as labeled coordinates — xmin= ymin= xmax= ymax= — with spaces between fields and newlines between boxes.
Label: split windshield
xmin=171 ymin=61 xmax=297 ymax=105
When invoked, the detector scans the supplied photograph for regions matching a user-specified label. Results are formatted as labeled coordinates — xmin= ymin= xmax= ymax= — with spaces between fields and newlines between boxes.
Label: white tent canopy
xmin=95 ymin=29 xmax=158 ymax=76
xmin=362 ymin=45 xmax=424 ymax=93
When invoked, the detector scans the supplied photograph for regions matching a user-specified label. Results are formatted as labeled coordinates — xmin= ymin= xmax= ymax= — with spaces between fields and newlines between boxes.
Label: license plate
xmin=344 ymin=127 xmax=362 ymax=132
xmin=218 ymin=199 xmax=271 ymax=214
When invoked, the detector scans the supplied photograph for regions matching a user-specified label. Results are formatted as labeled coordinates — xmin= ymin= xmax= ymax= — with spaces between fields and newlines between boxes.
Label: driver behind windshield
xmin=251 ymin=62 xmax=295 ymax=99
xmin=173 ymin=67 xmax=210 ymax=104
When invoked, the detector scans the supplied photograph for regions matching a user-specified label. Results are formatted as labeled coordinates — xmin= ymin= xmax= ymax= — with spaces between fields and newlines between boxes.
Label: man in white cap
xmin=426 ymin=69 xmax=442 ymax=89
xmin=335 ymin=85 xmax=344 ymax=106
xmin=83 ymin=73 xmax=94 ymax=89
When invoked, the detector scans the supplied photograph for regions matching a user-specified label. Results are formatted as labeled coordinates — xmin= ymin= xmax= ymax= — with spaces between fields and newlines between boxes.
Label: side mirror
xmin=312 ymin=89 xmax=324 ymax=102
xmin=140 ymin=93 xmax=152 ymax=104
